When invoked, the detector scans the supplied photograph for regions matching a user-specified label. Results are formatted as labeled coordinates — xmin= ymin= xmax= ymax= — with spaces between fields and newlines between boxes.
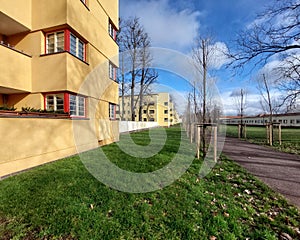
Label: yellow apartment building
xmin=118 ymin=92 xmax=179 ymax=127
xmin=0 ymin=0 xmax=119 ymax=177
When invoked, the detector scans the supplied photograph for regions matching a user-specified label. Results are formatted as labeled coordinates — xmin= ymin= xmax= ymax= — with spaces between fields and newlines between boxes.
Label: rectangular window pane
xmin=46 ymin=96 xmax=54 ymax=110
xmin=47 ymin=34 xmax=55 ymax=53
xmin=56 ymin=32 xmax=65 ymax=52
xmin=78 ymin=96 xmax=85 ymax=116
xmin=56 ymin=95 xmax=64 ymax=111
xmin=78 ymin=40 xmax=84 ymax=60
xmin=109 ymin=103 xmax=116 ymax=120
xmin=109 ymin=22 xmax=117 ymax=41
xmin=46 ymin=94 xmax=64 ymax=112
xmin=109 ymin=23 xmax=113 ymax=37
xmin=109 ymin=63 xmax=113 ymax=79
xmin=69 ymin=95 xmax=86 ymax=117
xmin=70 ymin=34 xmax=77 ymax=56
xmin=109 ymin=62 xmax=117 ymax=81
xmin=69 ymin=95 xmax=76 ymax=116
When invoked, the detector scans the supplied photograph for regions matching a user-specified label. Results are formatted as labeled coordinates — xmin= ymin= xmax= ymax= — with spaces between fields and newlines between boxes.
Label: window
xmin=70 ymin=95 xmax=85 ymax=117
xmin=164 ymin=102 xmax=168 ymax=106
xmin=46 ymin=30 xmax=86 ymax=61
xmin=46 ymin=31 xmax=64 ymax=54
xmin=143 ymin=118 xmax=147 ymax=121
xmin=109 ymin=62 xmax=118 ymax=81
xmin=143 ymin=110 xmax=147 ymax=114
xmin=149 ymin=110 xmax=155 ymax=114
xmin=109 ymin=103 xmax=116 ymax=120
xmin=45 ymin=93 xmax=86 ymax=117
xmin=46 ymin=94 xmax=65 ymax=112
xmin=164 ymin=118 xmax=169 ymax=122
xmin=70 ymin=33 xmax=85 ymax=61
xmin=164 ymin=110 xmax=168 ymax=114
xmin=109 ymin=20 xmax=118 ymax=41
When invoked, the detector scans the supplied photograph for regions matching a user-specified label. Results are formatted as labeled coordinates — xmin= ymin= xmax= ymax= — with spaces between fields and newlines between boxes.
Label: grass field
xmin=0 ymin=126 xmax=300 ymax=239
xmin=225 ymin=125 xmax=300 ymax=154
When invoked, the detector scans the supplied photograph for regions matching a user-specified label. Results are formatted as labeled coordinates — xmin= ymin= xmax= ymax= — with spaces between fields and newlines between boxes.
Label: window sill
xmin=70 ymin=117 xmax=90 ymax=120
xmin=109 ymin=78 xmax=119 ymax=83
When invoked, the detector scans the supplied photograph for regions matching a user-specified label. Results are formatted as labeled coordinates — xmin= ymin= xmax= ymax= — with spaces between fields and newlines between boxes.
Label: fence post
xmin=269 ymin=124 xmax=273 ymax=146
xmin=197 ymin=125 xmax=201 ymax=159
xmin=213 ymin=125 xmax=217 ymax=162
xmin=266 ymin=123 xmax=270 ymax=144
xmin=190 ymin=123 xmax=194 ymax=143
xmin=278 ymin=124 xmax=282 ymax=146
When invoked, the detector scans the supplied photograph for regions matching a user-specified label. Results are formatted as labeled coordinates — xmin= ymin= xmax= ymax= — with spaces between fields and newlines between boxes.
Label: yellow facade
xmin=118 ymin=92 xmax=179 ymax=127
xmin=0 ymin=0 xmax=119 ymax=177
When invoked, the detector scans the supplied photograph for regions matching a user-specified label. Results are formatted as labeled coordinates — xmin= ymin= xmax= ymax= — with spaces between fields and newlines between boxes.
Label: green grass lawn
xmin=0 ymin=126 xmax=300 ymax=239
xmin=225 ymin=125 xmax=300 ymax=154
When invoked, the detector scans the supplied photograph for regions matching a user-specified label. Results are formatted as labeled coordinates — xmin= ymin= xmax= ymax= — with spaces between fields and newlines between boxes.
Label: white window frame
xmin=46 ymin=31 xmax=65 ymax=54
xmin=46 ymin=94 xmax=65 ymax=112
xmin=70 ymin=33 xmax=85 ymax=61
xmin=70 ymin=95 xmax=86 ymax=117
xmin=109 ymin=62 xmax=118 ymax=81
xmin=109 ymin=103 xmax=116 ymax=120
xmin=109 ymin=21 xmax=117 ymax=41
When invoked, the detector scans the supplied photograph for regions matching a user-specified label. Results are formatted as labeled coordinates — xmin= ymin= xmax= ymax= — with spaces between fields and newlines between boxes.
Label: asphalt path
xmin=222 ymin=137 xmax=300 ymax=208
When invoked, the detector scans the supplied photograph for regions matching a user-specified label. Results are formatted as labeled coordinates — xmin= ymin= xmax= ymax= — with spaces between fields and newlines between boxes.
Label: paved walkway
xmin=222 ymin=137 xmax=300 ymax=208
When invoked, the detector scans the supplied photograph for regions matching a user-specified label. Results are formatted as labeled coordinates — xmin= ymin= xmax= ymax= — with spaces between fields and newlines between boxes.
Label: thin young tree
xmin=192 ymin=36 xmax=217 ymax=155
xmin=257 ymin=72 xmax=281 ymax=145
xmin=257 ymin=73 xmax=280 ymax=123
xmin=230 ymin=88 xmax=247 ymax=138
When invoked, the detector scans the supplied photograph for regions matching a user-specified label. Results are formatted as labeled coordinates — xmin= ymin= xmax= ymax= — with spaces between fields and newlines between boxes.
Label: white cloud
xmin=209 ymin=42 xmax=230 ymax=69
xmin=120 ymin=0 xmax=202 ymax=52
xmin=221 ymin=90 xmax=264 ymax=116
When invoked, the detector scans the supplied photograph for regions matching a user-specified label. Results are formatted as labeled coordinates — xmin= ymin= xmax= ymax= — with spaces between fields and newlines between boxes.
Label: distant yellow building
xmin=118 ymin=92 xmax=179 ymax=127
xmin=0 ymin=0 xmax=119 ymax=177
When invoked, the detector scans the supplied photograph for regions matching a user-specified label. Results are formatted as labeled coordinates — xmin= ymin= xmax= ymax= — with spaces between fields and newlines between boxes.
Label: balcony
xmin=0 ymin=3 xmax=31 ymax=35
xmin=0 ymin=44 xmax=31 ymax=93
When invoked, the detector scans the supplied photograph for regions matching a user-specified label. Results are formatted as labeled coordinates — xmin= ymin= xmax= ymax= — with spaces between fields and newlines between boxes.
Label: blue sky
xmin=119 ymin=0 xmax=271 ymax=115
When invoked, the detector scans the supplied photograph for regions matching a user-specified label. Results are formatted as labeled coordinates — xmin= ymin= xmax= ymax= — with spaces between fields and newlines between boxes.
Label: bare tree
xmin=229 ymin=0 xmax=300 ymax=105
xmin=118 ymin=17 xmax=157 ymax=121
xmin=257 ymin=73 xmax=280 ymax=123
xmin=137 ymin=44 xmax=158 ymax=121
xmin=192 ymin=36 xmax=219 ymax=155
xmin=230 ymin=88 xmax=247 ymax=138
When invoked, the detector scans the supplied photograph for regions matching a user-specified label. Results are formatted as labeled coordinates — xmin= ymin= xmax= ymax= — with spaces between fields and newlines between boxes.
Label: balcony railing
xmin=0 ymin=41 xmax=31 ymax=57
